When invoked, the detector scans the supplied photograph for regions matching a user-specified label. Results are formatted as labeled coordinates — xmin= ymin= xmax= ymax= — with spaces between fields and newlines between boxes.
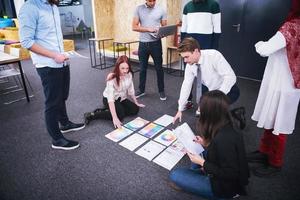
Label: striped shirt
xmin=103 ymin=73 xmax=135 ymax=102
xmin=181 ymin=0 xmax=221 ymax=49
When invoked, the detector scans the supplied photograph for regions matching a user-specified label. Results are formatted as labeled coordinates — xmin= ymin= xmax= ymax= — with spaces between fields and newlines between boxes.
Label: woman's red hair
xmin=108 ymin=55 xmax=133 ymax=86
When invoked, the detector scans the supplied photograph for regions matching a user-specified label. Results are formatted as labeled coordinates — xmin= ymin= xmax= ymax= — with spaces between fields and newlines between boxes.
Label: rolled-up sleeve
xmin=18 ymin=4 xmax=38 ymax=49
xmin=178 ymin=65 xmax=196 ymax=111
xmin=213 ymin=51 xmax=236 ymax=94
xmin=106 ymin=80 xmax=115 ymax=103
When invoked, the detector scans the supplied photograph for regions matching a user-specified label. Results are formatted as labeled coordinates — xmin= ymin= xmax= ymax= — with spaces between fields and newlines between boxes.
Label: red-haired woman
xmin=84 ymin=55 xmax=145 ymax=128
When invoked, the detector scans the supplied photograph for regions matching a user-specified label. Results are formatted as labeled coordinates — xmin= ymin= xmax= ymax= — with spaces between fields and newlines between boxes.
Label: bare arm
xmin=108 ymin=101 xmax=122 ymax=128
xmin=161 ymin=19 xmax=167 ymax=26
xmin=29 ymin=43 xmax=67 ymax=64
xmin=132 ymin=17 xmax=157 ymax=33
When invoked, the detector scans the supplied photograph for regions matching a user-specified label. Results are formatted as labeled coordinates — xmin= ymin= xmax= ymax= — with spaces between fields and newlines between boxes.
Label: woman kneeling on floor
xmin=84 ymin=55 xmax=145 ymax=128
xmin=169 ymin=90 xmax=249 ymax=199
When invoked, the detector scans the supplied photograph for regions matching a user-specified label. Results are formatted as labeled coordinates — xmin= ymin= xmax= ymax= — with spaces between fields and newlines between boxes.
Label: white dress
xmin=252 ymin=40 xmax=300 ymax=135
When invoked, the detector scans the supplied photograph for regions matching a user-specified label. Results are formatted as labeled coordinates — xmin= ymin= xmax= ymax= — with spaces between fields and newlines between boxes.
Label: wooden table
xmin=0 ymin=51 xmax=30 ymax=102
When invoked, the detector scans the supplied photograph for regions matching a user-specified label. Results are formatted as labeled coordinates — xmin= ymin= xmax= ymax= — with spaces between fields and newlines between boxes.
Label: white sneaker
xmin=195 ymin=108 xmax=200 ymax=117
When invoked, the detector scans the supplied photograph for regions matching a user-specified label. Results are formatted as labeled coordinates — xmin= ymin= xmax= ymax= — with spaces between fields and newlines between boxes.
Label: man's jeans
xmin=37 ymin=65 xmax=70 ymax=142
xmin=138 ymin=40 xmax=164 ymax=93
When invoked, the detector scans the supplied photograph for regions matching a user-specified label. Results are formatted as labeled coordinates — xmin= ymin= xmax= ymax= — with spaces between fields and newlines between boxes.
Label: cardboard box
xmin=63 ymin=39 xmax=75 ymax=51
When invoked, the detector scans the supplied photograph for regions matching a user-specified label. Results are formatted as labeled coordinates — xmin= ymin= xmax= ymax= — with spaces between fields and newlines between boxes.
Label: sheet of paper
xmin=123 ymin=117 xmax=149 ymax=131
xmin=153 ymin=114 xmax=174 ymax=127
xmin=138 ymin=122 xmax=164 ymax=138
xmin=64 ymin=50 xmax=89 ymax=59
xmin=105 ymin=127 xmax=133 ymax=142
xmin=154 ymin=129 xmax=177 ymax=146
xmin=173 ymin=123 xmax=204 ymax=155
xmin=119 ymin=133 xmax=148 ymax=151
xmin=135 ymin=140 xmax=166 ymax=161
xmin=153 ymin=144 xmax=186 ymax=170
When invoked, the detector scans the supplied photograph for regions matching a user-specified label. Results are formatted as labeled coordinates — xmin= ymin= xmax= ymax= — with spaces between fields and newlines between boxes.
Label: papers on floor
xmin=105 ymin=116 xmax=192 ymax=170
xmin=154 ymin=129 xmax=177 ymax=146
xmin=123 ymin=117 xmax=149 ymax=131
xmin=105 ymin=127 xmax=133 ymax=142
xmin=153 ymin=114 xmax=173 ymax=127
xmin=135 ymin=140 xmax=166 ymax=161
xmin=173 ymin=123 xmax=204 ymax=155
xmin=119 ymin=133 xmax=148 ymax=151
xmin=153 ymin=141 xmax=186 ymax=170
xmin=64 ymin=50 xmax=89 ymax=59
xmin=138 ymin=123 xmax=164 ymax=138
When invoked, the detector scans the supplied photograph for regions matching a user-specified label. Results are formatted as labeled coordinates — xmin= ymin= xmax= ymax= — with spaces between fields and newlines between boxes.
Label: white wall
xmin=58 ymin=2 xmax=94 ymax=35
xmin=59 ymin=5 xmax=85 ymax=35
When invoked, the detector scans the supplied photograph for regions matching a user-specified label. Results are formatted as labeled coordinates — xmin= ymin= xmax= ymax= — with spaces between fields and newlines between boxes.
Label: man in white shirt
xmin=173 ymin=37 xmax=240 ymax=123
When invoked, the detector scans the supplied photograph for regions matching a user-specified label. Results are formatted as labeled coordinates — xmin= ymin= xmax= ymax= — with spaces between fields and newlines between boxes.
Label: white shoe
xmin=195 ymin=108 xmax=200 ymax=117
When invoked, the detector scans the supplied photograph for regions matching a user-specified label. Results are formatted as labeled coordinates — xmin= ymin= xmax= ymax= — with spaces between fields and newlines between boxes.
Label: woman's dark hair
xmin=108 ymin=55 xmax=133 ymax=86
xmin=196 ymin=90 xmax=231 ymax=145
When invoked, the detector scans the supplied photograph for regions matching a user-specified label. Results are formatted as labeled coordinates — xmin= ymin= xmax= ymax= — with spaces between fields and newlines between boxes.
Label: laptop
xmin=150 ymin=24 xmax=177 ymax=38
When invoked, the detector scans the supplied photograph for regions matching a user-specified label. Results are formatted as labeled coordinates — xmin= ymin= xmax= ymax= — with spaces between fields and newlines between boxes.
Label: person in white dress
xmin=249 ymin=0 xmax=300 ymax=177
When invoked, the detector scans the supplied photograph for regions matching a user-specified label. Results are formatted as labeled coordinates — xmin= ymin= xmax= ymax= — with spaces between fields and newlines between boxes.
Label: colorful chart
xmin=124 ymin=117 xmax=149 ymax=131
xmin=105 ymin=127 xmax=133 ymax=142
xmin=154 ymin=129 xmax=177 ymax=146
xmin=138 ymin=123 xmax=164 ymax=138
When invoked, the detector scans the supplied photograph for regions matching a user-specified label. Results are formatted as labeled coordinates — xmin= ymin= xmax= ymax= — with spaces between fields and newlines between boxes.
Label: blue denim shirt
xmin=18 ymin=0 xmax=64 ymax=68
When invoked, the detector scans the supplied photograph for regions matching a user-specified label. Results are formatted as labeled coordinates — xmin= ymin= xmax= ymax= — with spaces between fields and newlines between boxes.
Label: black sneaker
xmin=253 ymin=165 xmax=281 ymax=177
xmin=231 ymin=107 xmax=246 ymax=130
xmin=159 ymin=92 xmax=167 ymax=101
xmin=247 ymin=150 xmax=268 ymax=164
xmin=51 ymin=139 xmax=80 ymax=150
xmin=136 ymin=91 xmax=146 ymax=98
xmin=60 ymin=121 xmax=85 ymax=133
xmin=84 ymin=112 xmax=93 ymax=125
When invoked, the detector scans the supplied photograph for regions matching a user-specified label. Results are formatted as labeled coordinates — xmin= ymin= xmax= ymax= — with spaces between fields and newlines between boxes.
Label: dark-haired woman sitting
xmin=169 ymin=90 xmax=249 ymax=199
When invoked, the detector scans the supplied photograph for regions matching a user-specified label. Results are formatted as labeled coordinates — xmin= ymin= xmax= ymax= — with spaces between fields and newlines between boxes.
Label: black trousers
xmin=36 ymin=65 xmax=70 ymax=142
xmin=189 ymin=84 xmax=240 ymax=105
xmin=93 ymin=97 xmax=139 ymax=121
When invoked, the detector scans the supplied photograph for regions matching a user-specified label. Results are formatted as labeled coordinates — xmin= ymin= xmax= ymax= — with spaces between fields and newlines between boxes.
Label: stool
xmin=88 ymin=38 xmax=114 ymax=69
xmin=166 ymin=46 xmax=184 ymax=77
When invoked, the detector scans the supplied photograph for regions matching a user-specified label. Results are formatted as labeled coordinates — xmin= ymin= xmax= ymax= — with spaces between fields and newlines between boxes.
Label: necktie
xmin=196 ymin=64 xmax=202 ymax=105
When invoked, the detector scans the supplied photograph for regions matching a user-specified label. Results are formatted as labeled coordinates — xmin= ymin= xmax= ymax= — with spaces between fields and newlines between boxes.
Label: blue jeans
xmin=138 ymin=40 xmax=164 ymax=93
xmin=37 ymin=65 xmax=70 ymax=143
xmin=170 ymin=168 xmax=225 ymax=200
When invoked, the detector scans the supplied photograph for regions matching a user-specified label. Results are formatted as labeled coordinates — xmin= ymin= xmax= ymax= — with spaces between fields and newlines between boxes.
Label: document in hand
xmin=64 ymin=51 xmax=89 ymax=59
xmin=173 ymin=123 xmax=204 ymax=155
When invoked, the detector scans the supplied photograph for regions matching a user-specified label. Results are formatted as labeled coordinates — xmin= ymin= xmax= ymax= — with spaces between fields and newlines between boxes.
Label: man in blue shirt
xmin=19 ymin=0 xmax=85 ymax=150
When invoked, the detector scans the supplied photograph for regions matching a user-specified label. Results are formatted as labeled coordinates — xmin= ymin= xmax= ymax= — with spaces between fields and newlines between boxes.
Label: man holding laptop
xmin=132 ymin=0 xmax=168 ymax=101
